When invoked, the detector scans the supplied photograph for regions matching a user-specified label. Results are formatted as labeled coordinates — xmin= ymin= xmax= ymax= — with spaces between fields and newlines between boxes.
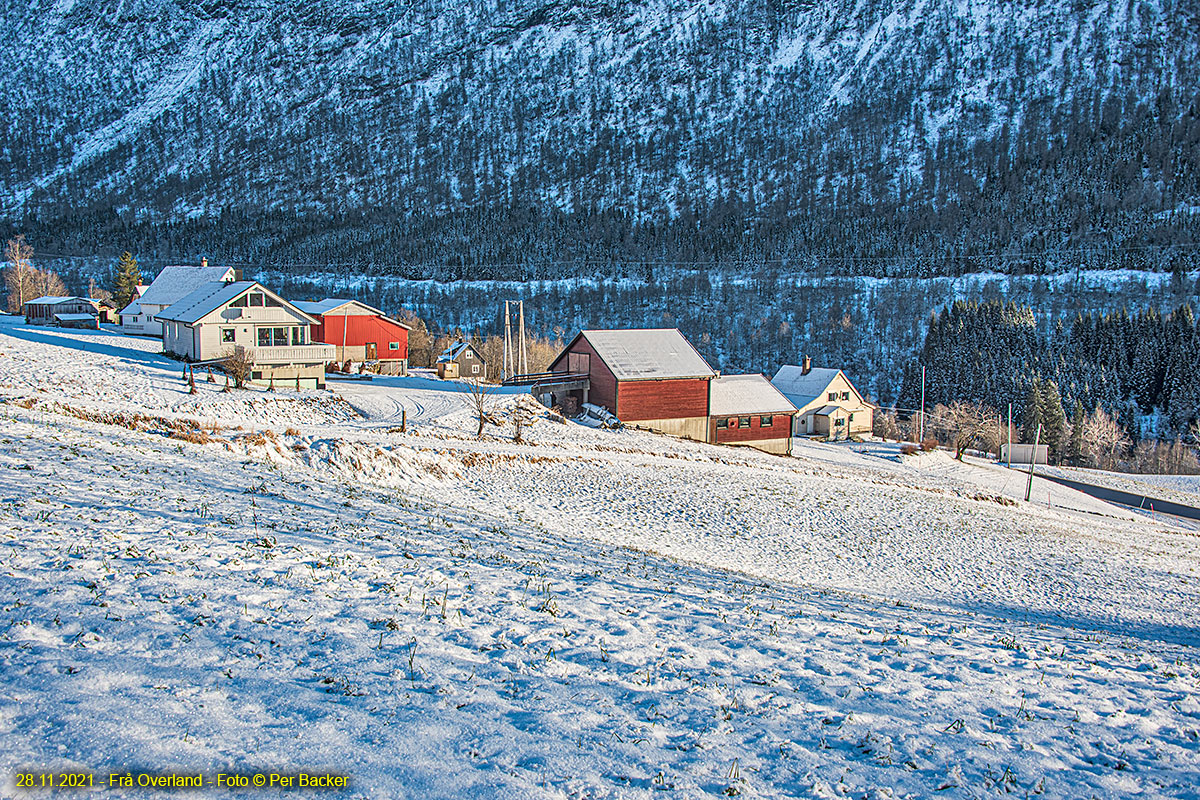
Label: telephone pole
xmin=1024 ymin=423 xmax=1042 ymax=502
xmin=918 ymin=365 xmax=927 ymax=442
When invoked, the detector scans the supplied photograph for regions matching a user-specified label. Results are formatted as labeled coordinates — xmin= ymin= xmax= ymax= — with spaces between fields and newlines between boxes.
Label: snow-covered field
xmin=2 ymin=319 xmax=1199 ymax=798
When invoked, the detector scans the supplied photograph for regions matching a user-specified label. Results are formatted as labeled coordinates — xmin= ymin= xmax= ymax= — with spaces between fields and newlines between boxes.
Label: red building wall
xmin=618 ymin=378 xmax=710 ymax=421
xmin=552 ymin=337 xmax=617 ymax=412
xmin=315 ymin=314 xmax=408 ymax=359
xmin=713 ymin=412 xmax=795 ymax=444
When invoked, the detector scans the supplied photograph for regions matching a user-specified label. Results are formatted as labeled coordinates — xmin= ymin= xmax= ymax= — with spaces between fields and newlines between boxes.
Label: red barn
xmin=295 ymin=299 xmax=410 ymax=374
xmin=549 ymin=329 xmax=716 ymax=440
xmin=708 ymin=374 xmax=798 ymax=455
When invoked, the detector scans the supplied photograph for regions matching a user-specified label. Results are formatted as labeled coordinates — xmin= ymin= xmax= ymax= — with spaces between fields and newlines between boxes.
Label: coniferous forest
xmin=904 ymin=301 xmax=1200 ymax=443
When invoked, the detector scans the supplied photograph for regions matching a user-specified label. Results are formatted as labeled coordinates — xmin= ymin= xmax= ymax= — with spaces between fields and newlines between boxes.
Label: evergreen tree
xmin=1039 ymin=379 xmax=1070 ymax=461
xmin=1021 ymin=378 xmax=1044 ymax=443
xmin=112 ymin=251 xmax=142 ymax=310
xmin=1069 ymin=400 xmax=1086 ymax=465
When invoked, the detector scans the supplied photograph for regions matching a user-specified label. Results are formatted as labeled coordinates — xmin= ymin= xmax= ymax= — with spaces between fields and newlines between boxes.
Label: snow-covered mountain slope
xmin=4 ymin=0 xmax=1198 ymax=272
xmin=3 ymin=319 xmax=1200 ymax=796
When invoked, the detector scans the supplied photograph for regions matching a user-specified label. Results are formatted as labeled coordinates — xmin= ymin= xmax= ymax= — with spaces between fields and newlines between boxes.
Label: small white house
xmin=771 ymin=358 xmax=874 ymax=439
xmin=121 ymin=263 xmax=237 ymax=337
xmin=157 ymin=281 xmax=335 ymax=389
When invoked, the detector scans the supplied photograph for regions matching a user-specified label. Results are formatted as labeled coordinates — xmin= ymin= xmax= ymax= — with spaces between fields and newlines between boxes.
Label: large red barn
xmin=295 ymin=299 xmax=411 ymax=374
xmin=549 ymin=329 xmax=716 ymax=440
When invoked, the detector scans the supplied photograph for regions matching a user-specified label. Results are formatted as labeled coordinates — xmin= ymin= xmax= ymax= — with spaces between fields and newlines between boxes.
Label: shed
xmin=23 ymin=297 xmax=101 ymax=326
xmin=708 ymin=374 xmax=798 ymax=455
xmin=549 ymin=329 xmax=716 ymax=440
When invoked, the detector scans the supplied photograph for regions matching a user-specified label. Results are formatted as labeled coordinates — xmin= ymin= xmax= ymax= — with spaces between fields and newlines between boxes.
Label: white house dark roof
xmin=138 ymin=266 xmax=237 ymax=306
xmin=576 ymin=329 xmax=715 ymax=381
xmin=294 ymin=298 xmax=412 ymax=329
xmin=709 ymin=374 xmax=798 ymax=416
xmin=157 ymin=281 xmax=257 ymax=324
xmin=437 ymin=341 xmax=481 ymax=364
xmin=771 ymin=366 xmax=846 ymax=408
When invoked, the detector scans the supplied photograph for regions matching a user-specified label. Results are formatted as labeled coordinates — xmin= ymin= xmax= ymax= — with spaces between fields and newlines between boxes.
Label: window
xmin=221 ymin=328 xmax=235 ymax=343
xmin=834 ymin=418 xmax=845 ymax=427
xmin=251 ymin=371 xmax=262 ymax=380
xmin=739 ymin=416 xmax=751 ymax=428
xmin=257 ymin=328 xmax=271 ymax=347
xmin=463 ymin=351 xmax=473 ymax=360
xmin=292 ymin=327 xmax=306 ymax=346
xmin=848 ymin=413 xmax=854 ymax=422
xmin=230 ymin=296 xmax=248 ymax=308
xmin=841 ymin=391 xmax=850 ymax=400
xmin=471 ymin=364 xmax=480 ymax=374
xmin=272 ymin=327 xmax=289 ymax=347
xmin=248 ymin=293 xmax=265 ymax=307
xmin=389 ymin=342 xmax=399 ymax=351
xmin=828 ymin=392 xmax=838 ymax=401
xmin=716 ymin=418 xmax=728 ymax=429
xmin=266 ymin=296 xmax=282 ymax=307
xmin=760 ymin=415 xmax=773 ymax=427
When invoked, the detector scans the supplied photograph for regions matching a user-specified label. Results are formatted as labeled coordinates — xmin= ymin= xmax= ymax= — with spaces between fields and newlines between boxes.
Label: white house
xmin=771 ymin=357 xmax=874 ymax=439
xmin=121 ymin=263 xmax=237 ymax=337
xmin=157 ymin=281 xmax=335 ymax=389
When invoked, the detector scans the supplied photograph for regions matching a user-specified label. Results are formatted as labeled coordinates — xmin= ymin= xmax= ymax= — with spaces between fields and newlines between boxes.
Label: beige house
xmin=157 ymin=281 xmax=335 ymax=389
xmin=771 ymin=358 xmax=874 ymax=440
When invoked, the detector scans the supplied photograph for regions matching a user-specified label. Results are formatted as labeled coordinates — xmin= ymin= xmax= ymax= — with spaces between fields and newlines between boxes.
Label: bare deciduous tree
xmin=221 ymin=347 xmax=254 ymax=389
xmin=1081 ymin=406 xmax=1130 ymax=470
xmin=940 ymin=400 xmax=1000 ymax=460
xmin=4 ymin=235 xmax=36 ymax=313
xmin=464 ymin=377 xmax=495 ymax=438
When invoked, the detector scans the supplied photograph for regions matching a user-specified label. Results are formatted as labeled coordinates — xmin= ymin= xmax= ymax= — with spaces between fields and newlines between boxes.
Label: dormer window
xmin=248 ymin=293 xmax=265 ymax=307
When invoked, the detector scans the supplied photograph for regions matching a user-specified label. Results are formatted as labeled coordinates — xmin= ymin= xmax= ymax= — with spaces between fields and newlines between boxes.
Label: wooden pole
xmin=918 ymin=365 xmax=926 ymax=442
xmin=1024 ymin=423 xmax=1042 ymax=501
xmin=1007 ymin=403 xmax=1012 ymax=468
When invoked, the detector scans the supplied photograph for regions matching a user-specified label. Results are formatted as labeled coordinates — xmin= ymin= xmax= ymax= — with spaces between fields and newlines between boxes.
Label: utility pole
xmin=518 ymin=300 xmax=528 ymax=376
xmin=502 ymin=300 xmax=527 ymax=381
xmin=918 ymin=365 xmax=927 ymax=443
xmin=503 ymin=300 xmax=512 ymax=381
xmin=1024 ymin=422 xmax=1042 ymax=502
xmin=1007 ymin=403 xmax=1012 ymax=468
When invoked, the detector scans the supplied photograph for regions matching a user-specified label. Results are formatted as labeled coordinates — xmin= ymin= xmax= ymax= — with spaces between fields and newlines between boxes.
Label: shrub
xmin=920 ymin=437 xmax=940 ymax=452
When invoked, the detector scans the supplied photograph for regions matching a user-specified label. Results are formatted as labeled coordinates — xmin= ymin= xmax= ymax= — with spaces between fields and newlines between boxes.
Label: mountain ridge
xmin=3 ymin=0 xmax=1198 ymax=275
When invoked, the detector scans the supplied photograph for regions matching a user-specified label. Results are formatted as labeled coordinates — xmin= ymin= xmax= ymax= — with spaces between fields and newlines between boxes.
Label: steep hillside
xmin=3 ymin=0 xmax=1198 ymax=274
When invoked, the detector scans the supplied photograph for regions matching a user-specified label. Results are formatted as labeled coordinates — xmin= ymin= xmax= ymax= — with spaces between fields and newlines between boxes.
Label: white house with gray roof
xmin=158 ymin=281 xmax=335 ymax=389
xmin=771 ymin=357 xmax=874 ymax=439
xmin=120 ymin=262 xmax=237 ymax=337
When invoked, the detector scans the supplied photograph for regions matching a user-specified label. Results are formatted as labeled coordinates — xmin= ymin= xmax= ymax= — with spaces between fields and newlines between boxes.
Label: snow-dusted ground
xmin=2 ymin=319 xmax=1199 ymax=798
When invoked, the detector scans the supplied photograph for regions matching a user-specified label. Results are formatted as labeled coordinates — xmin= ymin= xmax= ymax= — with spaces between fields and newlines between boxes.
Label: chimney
xmin=802 ymin=355 xmax=812 ymax=375
xmin=201 ymin=257 xmax=208 ymax=268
